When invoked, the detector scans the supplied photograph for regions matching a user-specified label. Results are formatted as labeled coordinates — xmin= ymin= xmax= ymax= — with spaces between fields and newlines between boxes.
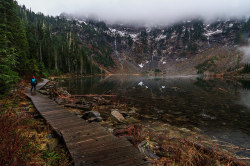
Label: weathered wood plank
xmin=77 ymin=146 xmax=144 ymax=165
xmin=85 ymin=153 xmax=148 ymax=166
xmin=24 ymin=79 xmax=150 ymax=166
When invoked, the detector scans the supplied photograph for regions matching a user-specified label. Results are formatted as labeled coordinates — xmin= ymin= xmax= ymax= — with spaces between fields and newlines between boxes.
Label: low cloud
xmin=239 ymin=90 xmax=250 ymax=109
xmin=17 ymin=0 xmax=250 ymax=25
xmin=240 ymin=46 xmax=250 ymax=64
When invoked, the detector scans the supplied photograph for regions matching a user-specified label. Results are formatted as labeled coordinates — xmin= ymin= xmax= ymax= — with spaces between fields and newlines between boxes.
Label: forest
xmin=1 ymin=0 xmax=250 ymax=94
xmin=0 ymin=0 xmax=115 ymax=94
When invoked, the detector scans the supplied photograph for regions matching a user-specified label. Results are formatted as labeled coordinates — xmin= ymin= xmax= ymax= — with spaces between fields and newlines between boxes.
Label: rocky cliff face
xmin=61 ymin=13 xmax=249 ymax=75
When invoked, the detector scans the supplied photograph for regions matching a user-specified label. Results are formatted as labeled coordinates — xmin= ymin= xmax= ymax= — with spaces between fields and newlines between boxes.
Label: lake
xmin=56 ymin=75 xmax=250 ymax=157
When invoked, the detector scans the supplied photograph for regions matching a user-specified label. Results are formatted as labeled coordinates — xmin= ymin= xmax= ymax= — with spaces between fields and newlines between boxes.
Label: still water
xmin=56 ymin=76 xmax=250 ymax=156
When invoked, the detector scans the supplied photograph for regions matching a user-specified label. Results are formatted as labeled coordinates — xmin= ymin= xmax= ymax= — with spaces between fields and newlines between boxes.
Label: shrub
xmin=154 ymin=69 xmax=162 ymax=73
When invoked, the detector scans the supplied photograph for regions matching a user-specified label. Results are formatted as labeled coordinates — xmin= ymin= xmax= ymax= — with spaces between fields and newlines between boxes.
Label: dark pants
xmin=31 ymin=83 xmax=36 ymax=92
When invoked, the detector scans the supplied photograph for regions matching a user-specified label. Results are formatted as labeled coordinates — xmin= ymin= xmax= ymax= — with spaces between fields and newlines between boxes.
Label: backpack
xmin=31 ymin=78 xmax=36 ymax=85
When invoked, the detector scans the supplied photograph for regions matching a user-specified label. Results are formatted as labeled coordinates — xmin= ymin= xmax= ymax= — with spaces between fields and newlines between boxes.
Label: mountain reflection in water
xmin=56 ymin=76 xmax=250 ymax=156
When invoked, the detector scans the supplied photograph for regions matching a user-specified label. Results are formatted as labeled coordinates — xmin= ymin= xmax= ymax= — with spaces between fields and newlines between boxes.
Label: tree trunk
xmin=80 ymin=54 xmax=83 ymax=75
xmin=40 ymin=44 xmax=42 ymax=61
xmin=54 ymin=48 xmax=58 ymax=70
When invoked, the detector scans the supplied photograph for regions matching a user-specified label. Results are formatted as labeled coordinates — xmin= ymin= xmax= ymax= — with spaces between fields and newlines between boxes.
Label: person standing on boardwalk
xmin=31 ymin=76 xmax=37 ymax=92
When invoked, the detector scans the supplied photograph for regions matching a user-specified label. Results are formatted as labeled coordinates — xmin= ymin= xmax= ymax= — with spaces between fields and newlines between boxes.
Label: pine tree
xmin=0 ymin=0 xmax=22 ymax=93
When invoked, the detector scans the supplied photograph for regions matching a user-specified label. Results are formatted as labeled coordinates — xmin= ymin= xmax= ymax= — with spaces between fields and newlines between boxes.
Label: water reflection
xmin=56 ymin=76 xmax=250 ymax=151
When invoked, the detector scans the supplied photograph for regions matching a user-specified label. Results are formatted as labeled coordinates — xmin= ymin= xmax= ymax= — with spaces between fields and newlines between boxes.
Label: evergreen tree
xmin=0 ymin=0 xmax=26 ymax=93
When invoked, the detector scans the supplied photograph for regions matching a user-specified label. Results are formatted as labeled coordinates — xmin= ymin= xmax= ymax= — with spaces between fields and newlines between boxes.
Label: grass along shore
xmin=0 ymin=80 xmax=72 ymax=165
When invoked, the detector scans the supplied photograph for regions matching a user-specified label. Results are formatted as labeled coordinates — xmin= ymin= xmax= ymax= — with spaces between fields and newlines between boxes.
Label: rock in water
xmin=138 ymin=140 xmax=159 ymax=159
xmin=82 ymin=111 xmax=102 ymax=122
xmin=111 ymin=110 xmax=125 ymax=122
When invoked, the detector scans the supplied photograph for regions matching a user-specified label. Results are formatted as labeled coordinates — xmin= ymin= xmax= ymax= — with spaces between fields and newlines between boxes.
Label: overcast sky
xmin=17 ymin=0 xmax=250 ymax=25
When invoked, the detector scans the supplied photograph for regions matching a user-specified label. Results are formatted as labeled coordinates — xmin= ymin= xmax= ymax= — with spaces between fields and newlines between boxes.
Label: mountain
xmin=1 ymin=1 xmax=250 ymax=93
xmin=60 ymin=13 xmax=250 ymax=75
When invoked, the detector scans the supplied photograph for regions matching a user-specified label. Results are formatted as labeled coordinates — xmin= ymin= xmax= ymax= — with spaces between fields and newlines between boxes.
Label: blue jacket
xmin=31 ymin=78 xmax=37 ymax=85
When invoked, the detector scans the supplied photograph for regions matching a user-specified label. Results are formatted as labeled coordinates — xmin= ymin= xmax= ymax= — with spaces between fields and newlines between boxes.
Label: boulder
xmin=111 ymin=110 xmax=125 ymax=122
xmin=82 ymin=111 xmax=102 ymax=122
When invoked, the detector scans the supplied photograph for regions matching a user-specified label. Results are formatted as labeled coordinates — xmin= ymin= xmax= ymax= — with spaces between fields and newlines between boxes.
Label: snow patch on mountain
xmin=109 ymin=28 xmax=126 ymax=37
xmin=229 ymin=23 xmax=234 ymax=28
xmin=138 ymin=63 xmax=144 ymax=68
xmin=130 ymin=33 xmax=139 ymax=41
xmin=78 ymin=20 xmax=87 ymax=25
xmin=204 ymin=29 xmax=223 ymax=37
xmin=155 ymin=34 xmax=167 ymax=41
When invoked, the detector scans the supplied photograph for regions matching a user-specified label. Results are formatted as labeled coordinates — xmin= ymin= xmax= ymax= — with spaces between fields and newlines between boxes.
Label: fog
xmin=239 ymin=90 xmax=250 ymax=109
xmin=17 ymin=0 xmax=250 ymax=25
xmin=240 ymin=46 xmax=250 ymax=64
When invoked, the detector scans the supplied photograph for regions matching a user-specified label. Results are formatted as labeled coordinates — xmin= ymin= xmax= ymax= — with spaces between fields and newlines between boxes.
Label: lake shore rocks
xmin=81 ymin=111 xmax=103 ymax=122
xmin=39 ymin=80 xmax=250 ymax=166
xmin=111 ymin=109 xmax=125 ymax=122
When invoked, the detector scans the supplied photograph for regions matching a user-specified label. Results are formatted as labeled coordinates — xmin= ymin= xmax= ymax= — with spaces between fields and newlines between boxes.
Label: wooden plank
xmin=54 ymin=120 xmax=90 ymax=131
xmin=39 ymin=109 xmax=66 ymax=115
xmin=68 ymin=135 xmax=122 ymax=150
xmin=85 ymin=153 xmax=149 ymax=166
xmin=78 ymin=146 xmax=143 ymax=164
xmin=24 ymin=79 xmax=150 ymax=166
xmin=62 ymin=126 xmax=107 ymax=140
xmin=40 ymin=110 xmax=71 ymax=116
xmin=67 ymin=133 xmax=116 ymax=150
xmin=72 ymin=94 xmax=116 ymax=97
xmin=77 ymin=139 xmax=132 ymax=155
xmin=60 ymin=123 xmax=95 ymax=133
xmin=44 ymin=114 xmax=80 ymax=121
xmin=65 ymin=131 xmax=112 ymax=147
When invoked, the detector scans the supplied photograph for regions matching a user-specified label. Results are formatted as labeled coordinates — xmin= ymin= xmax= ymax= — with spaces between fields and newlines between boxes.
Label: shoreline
xmin=49 ymin=72 xmax=250 ymax=81
xmin=39 ymin=79 xmax=250 ymax=165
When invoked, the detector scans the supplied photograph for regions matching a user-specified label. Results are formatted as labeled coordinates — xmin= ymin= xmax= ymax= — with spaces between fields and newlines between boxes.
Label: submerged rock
xmin=82 ymin=111 xmax=102 ymax=122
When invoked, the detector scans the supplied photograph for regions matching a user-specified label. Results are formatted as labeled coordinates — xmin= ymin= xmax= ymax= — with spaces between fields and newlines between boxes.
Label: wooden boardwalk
xmin=25 ymin=79 xmax=150 ymax=166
